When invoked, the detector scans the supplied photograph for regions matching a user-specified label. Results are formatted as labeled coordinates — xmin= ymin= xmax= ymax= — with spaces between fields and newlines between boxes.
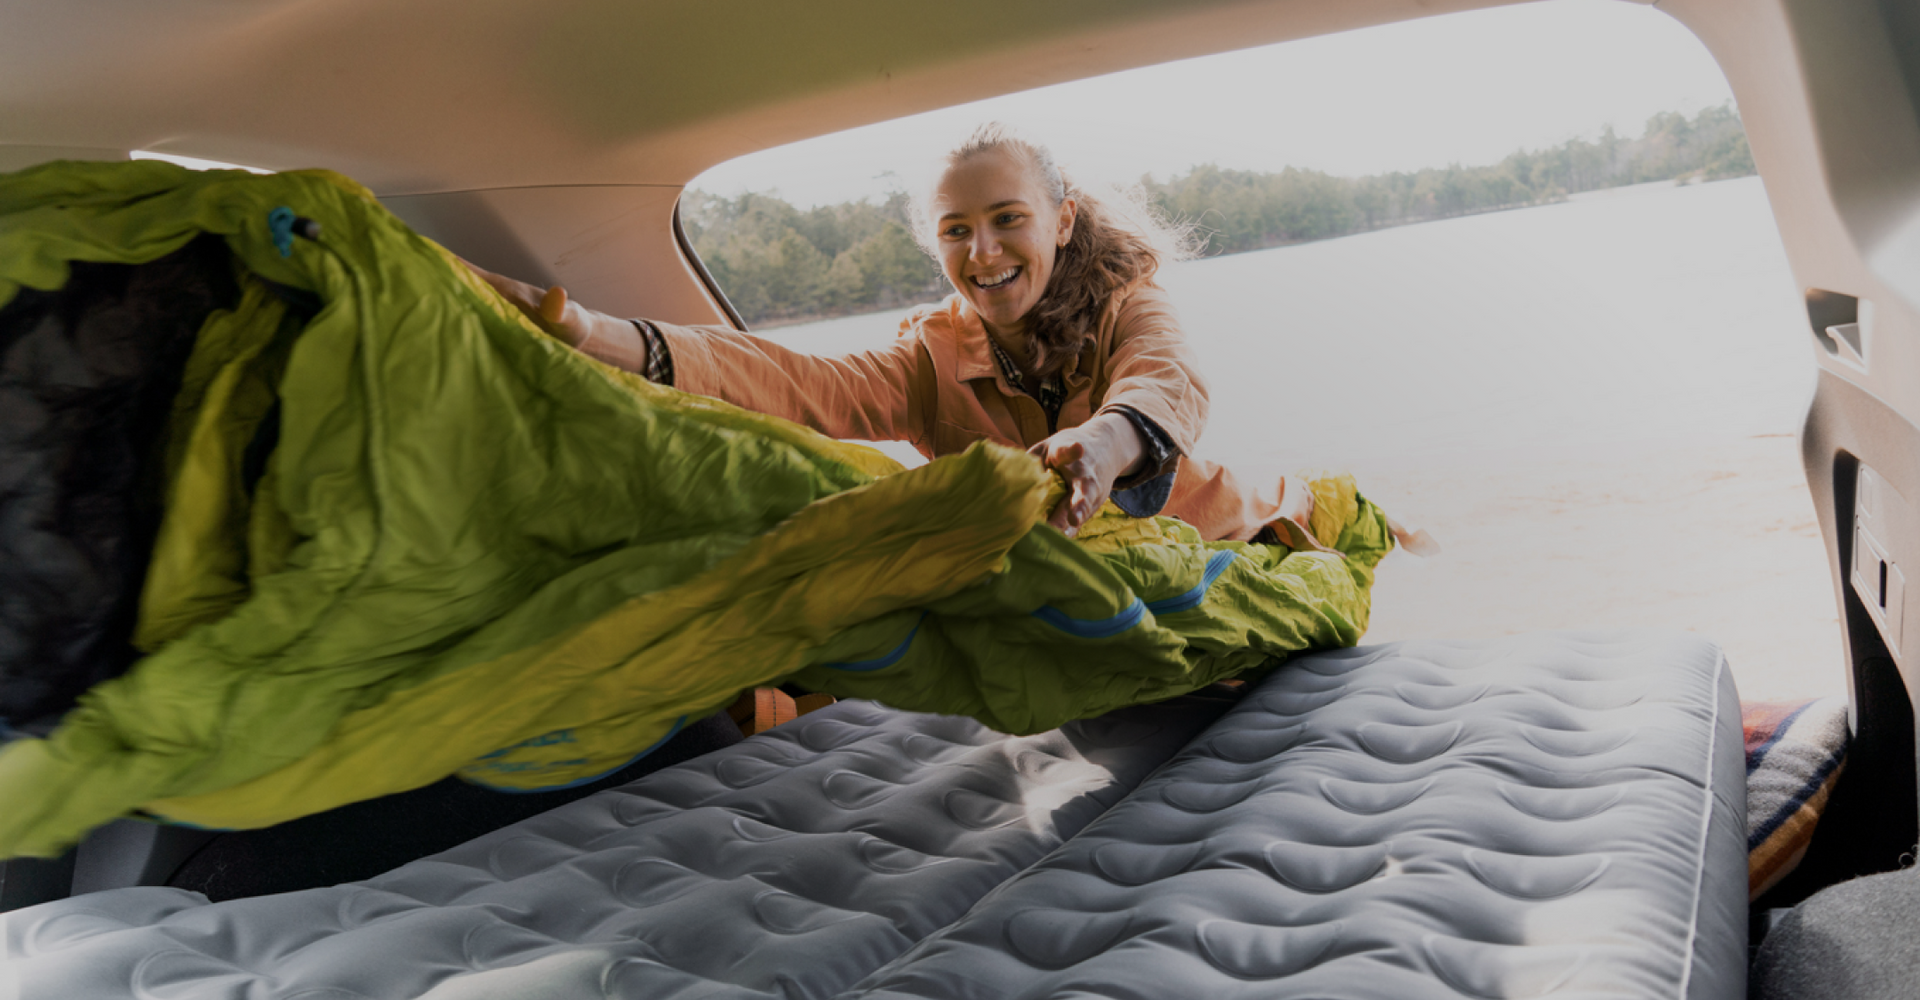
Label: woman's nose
xmin=968 ymin=231 xmax=999 ymax=263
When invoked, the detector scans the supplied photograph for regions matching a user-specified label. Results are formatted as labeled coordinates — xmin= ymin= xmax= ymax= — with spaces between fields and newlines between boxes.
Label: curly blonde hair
xmin=922 ymin=123 xmax=1197 ymax=376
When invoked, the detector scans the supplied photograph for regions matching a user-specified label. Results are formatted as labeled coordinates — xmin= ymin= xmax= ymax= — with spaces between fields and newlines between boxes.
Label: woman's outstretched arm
xmin=651 ymin=318 xmax=933 ymax=447
xmin=468 ymin=262 xmax=933 ymax=450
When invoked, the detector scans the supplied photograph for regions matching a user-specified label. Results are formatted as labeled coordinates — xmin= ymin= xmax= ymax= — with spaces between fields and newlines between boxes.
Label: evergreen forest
xmin=682 ymin=103 xmax=1755 ymax=327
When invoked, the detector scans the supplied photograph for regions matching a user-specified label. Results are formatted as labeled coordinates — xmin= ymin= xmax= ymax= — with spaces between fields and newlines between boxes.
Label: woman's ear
xmin=1056 ymin=198 xmax=1078 ymax=247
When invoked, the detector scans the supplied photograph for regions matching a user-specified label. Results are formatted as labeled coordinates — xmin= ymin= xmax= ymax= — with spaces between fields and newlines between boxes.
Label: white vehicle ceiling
xmin=0 ymin=0 xmax=1515 ymax=194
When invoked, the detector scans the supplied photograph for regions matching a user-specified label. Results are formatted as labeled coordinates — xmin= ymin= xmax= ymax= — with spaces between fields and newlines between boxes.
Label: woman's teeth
xmin=974 ymin=267 xmax=1020 ymax=290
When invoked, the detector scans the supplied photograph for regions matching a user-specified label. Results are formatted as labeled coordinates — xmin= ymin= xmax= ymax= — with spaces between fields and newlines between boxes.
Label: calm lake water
xmin=758 ymin=176 xmax=1811 ymax=480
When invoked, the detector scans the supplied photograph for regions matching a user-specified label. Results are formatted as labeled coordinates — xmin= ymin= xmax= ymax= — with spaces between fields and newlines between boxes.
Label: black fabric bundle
xmin=0 ymin=236 xmax=236 ymax=734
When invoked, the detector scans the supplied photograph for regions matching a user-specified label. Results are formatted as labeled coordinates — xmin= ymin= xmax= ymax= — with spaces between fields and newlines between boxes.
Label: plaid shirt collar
xmin=986 ymin=336 xmax=1066 ymax=422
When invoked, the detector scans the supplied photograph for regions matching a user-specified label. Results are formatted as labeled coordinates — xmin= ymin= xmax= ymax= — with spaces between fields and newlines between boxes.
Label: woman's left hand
xmin=1028 ymin=412 xmax=1146 ymax=537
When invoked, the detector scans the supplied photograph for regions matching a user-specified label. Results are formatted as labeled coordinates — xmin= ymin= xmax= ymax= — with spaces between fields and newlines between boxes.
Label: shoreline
xmin=735 ymin=175 xmax=1757 ymax=332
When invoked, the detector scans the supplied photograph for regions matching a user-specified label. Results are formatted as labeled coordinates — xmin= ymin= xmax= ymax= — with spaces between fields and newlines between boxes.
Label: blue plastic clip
xmin=268 ymin=205 xmax=296 ymax=257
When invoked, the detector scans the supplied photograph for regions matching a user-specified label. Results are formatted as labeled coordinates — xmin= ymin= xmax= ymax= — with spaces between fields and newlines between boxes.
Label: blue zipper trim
xmin=1145 ymin=550 xmax=1240 ymax=615
xmin=484 ymin=714 xmax=689 ymax=794
xmin=823 ymin=614 xmax=925 ymax=672
xmin=1032 ymin=598 xmax=1147 ymax=639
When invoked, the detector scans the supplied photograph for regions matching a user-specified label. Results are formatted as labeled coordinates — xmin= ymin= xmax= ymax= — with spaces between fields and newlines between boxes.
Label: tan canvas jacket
xmin=652 ymin=284 xmax=1289 ymax=541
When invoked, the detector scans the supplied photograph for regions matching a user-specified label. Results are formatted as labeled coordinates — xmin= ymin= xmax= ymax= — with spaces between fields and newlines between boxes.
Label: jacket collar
xmin=950 ymin=300 xmax=1001 ymax=383
xmin=948 ymin=297 xmax=1092 ymax=386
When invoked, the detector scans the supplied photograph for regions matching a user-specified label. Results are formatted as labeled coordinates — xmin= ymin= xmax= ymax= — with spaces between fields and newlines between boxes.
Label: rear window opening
xmin=683 ymin=0 xmax=1837 ymax=703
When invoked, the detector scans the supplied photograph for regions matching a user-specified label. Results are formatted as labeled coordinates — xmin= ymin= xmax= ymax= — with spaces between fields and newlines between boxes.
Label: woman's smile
xmin=973 ymin=266 xmax=1022 ymax=290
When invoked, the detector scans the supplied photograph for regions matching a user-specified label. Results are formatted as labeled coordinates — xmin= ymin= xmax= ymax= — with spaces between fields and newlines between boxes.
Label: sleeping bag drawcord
xmin=267 ymin=206 xmax=322 ymax=257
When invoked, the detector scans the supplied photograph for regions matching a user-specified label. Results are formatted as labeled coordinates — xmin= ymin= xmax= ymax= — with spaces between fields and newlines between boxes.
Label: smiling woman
xmin=474 ymin=123 xmax=1343 ymax=548
xmin=915 ymin=123 xmax=1191 ymax=535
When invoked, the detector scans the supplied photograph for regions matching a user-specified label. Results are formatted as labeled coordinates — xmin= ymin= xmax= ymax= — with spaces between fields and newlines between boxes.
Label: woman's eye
xmin=942 ymin=225 xmax=968 ymax=240
xmin=995 ymin=212 xmax=1022 ymax=226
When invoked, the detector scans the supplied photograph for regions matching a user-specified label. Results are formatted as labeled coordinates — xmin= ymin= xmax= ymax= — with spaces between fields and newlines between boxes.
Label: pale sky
xmin=692 ymin=0 xmax=1736 ymax=208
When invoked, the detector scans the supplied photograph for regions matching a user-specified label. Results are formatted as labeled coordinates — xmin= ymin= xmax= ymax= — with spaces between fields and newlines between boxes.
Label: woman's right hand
xmin=463 ymin=260 xmax=638 ymax=362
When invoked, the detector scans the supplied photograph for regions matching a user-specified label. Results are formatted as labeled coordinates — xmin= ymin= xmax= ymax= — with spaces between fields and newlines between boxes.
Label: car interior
xmin=2 ymin=0 xmax=1917 ymax=996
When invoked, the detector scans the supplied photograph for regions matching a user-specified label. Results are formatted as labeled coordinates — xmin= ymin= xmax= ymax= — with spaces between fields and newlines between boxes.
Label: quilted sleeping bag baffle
xmin=0 ymin=161 xmax=1394 ymax=858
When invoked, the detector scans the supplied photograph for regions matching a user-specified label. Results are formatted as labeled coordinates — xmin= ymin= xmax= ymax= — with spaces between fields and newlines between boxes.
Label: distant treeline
xmin=679 ymin=189 xmax=946 ymax=327
xmin=685 ymin=103 xmax=1755 ymax=326
xmin=1146 ymin=103 xmax=1755 ymax=253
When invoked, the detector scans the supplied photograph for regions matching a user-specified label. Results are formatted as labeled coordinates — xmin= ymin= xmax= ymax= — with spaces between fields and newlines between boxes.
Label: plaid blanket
xmin=1745 ymin=697 xmax=1849 ymax=899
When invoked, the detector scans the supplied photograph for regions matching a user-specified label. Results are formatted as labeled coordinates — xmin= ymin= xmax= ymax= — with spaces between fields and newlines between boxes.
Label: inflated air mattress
xmin=839 ymin=629 xmax=1749 ymax=999
xmin=1 ymin=630 xmax=1748 ymax=999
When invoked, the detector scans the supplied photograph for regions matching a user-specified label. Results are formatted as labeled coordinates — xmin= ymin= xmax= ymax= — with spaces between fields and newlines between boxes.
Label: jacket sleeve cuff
xmin=629 ymin=320 xmax=676 ymax=386
xmin=1104 ymin=404 xmax=1180 ymax=488
xmin=1110 ymin=466 xmax=1178 ymax=519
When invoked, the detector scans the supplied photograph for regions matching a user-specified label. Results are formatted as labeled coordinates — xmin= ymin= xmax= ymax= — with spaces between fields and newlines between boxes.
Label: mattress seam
xmin=1675 ymin=646 xmax=1726 ymax=1000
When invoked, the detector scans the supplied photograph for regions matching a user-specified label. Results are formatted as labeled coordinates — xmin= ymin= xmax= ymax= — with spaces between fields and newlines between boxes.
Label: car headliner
xmin=0 ymin=0 xmax=1520 ymax=194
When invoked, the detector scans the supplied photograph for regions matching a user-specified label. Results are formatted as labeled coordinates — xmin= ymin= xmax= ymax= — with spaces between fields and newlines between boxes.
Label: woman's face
xmin=930 ymin=148 xmax=1076 ymax=342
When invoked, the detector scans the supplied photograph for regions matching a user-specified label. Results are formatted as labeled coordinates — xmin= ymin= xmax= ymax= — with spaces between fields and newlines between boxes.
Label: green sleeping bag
xmin=0 ymin=161 xmax=1392 ymax=857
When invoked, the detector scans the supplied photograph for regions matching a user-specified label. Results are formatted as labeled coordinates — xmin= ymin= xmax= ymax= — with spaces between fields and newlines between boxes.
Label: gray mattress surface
xmin=840 ymin=630 xmax=1749 ymax=1000
xmin=2 ymin=630 xmax=1747 ymax=999
xmin=2 ymin=694 xmax=1230 ymax=999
